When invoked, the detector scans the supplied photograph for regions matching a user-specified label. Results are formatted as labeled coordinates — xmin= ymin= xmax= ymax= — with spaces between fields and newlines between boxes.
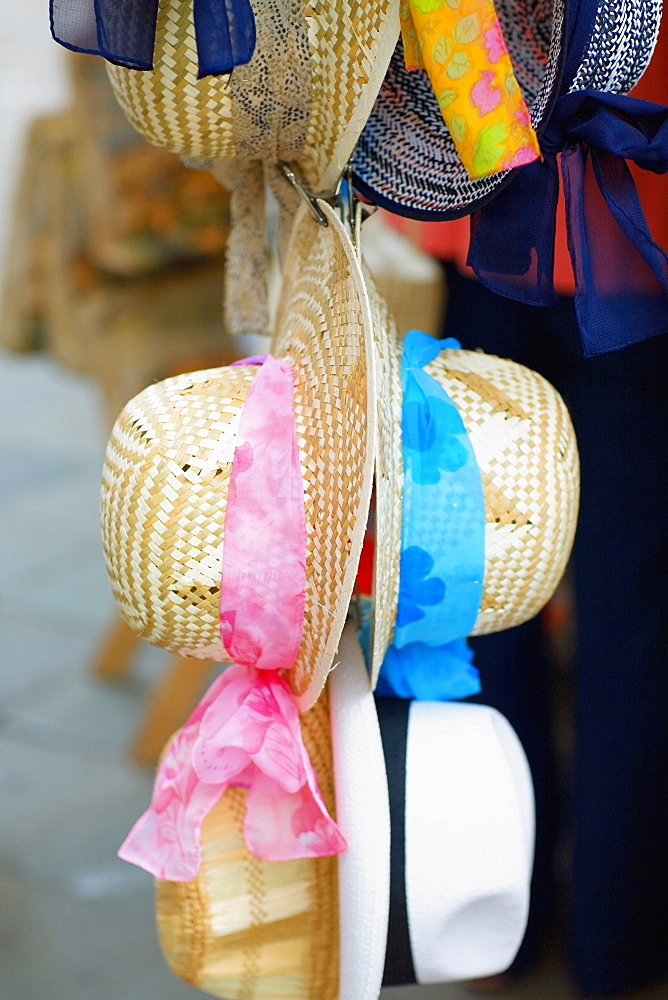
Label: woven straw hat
xmin=351 ymin=0 xmax=662 ymax=218
xmin=104 ymin=0 xmax=400 ymax=196
xmin=155 ymin=623 xmax=534 ymax=998
xmin=100 ymin=201 xmax=375 ymax=709
xmin=155 ymin=687 xmax=340 ymax=1000
xmin=368 ymin=286 xmax=579 ymax=685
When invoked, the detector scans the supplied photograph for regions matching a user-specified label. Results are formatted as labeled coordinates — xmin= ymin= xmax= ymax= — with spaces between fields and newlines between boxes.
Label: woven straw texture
xmin=271 ymin=203 xmax=376 ymax=706
xmin=427 ymin=349 xmax=579 ymax=635
xmin=370 ymin=327 xmax=579 ymax=680
xmin=155 ymin=690 xmax=339 ymax=1000
xmin=106 ymin=0 xmax=400 ymax=194
xmin=363 ymin=268 xmax=403 ymax=686
xmin=100 ymin=202 xmax=375 ymax=709
xmin=570 ymin=0 xmax=662 ymax=94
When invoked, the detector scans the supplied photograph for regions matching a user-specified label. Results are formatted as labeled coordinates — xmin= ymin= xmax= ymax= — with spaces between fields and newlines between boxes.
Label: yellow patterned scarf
xmin=400 ymin=0 xmax=541 ymax=178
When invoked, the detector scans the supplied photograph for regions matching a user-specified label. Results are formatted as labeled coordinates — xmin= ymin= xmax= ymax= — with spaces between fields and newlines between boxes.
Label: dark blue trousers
xmin=443 ymin=264 xmax=668 ymax=997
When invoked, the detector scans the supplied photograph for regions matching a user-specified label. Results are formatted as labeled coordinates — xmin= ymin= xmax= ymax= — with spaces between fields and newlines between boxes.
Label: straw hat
xmin=155 ymin=687 xmax=340 ymax=1000
xmin=92 ymin=0 xmax=401 ymax=339
xmin=100 ymin=201 xmax=376 ymax=709
xmin=367 ymin=284 xmax=579 ymax=685
xmin=100 ymin=0 xmax=400 ymax=197
xmin=351 ymin=0 xmax=662 ymax=218
xmin=155 ymin=624 xmax=534 ymax=998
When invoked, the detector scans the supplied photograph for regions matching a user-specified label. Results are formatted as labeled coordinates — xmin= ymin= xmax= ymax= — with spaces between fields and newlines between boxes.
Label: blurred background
xmin=0 ymin=5 xmax=664 ymax=1000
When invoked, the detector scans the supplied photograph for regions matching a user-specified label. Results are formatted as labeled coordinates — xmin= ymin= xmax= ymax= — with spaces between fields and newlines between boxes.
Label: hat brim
xmin=273 ymin=202 xmax=377 ymax=709
xmin=329 ymin=624 xmax=391 ymax=1000
xmin=362 ymin=268 xmax=403 ymax=688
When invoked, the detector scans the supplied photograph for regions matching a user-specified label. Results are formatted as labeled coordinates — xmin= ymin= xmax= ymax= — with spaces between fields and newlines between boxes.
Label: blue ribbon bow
xmin=468 ymin=90 xmax=668 ymax=356
xmin=50 ymin=0 xmax=256 ymax=77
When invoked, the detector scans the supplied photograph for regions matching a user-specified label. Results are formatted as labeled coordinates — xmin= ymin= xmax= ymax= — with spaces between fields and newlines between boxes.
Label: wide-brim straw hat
xmin=368 ymin=283 xmax=579 ymax=685
xmin=155 ymin=623 xmax=535 ymax=999
xmin=100 ymin=201 xmax=376 ymax=709
xmin=351 ymin=0 xmax=662 ymax=218
xmin=102 ymin=0 xmax=400 ymax=196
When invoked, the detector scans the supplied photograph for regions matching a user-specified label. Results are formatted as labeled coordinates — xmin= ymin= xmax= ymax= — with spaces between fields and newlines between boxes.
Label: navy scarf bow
xmin=468 ymin=90 xmax=668 ymax=355
xmin=50 ymin=0 xmax=256 ymax=77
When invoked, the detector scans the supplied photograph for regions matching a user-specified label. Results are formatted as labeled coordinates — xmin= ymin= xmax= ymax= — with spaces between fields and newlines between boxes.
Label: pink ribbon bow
xmin=118 ymin=356 xmax=347 ymax=881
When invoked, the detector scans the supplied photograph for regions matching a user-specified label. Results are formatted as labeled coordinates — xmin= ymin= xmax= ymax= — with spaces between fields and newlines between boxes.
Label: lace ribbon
xmin=213 ymin=161 xmax=302 ymax=339
xmin=217 ymin=160 xmax=270 ymax=339
xmin=50 ymin=0 xmax=256 ymax=77
xmin=400 ymin=0 xmax=540 ymax=179
xmin=119 ymin=356 xmax=346 ymax=880
xmin=468 ymin=91 xmax=668 ymax=355
xmin=376 ymin=331 xmax=485 ymax=700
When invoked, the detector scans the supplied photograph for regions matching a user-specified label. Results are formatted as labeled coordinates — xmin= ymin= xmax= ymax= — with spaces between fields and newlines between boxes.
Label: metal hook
xmin=278 ymin=163 xmax=329 ymax=227
xmin=279 ymin=161 xmax=377 ymax=247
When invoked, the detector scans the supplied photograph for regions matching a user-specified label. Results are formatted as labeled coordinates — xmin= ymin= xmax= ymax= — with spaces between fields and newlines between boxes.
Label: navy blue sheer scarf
xmin=50 ymin=0 xmax=256 ymax=77
xmin=468 ymin=91 xmax=668 ymax=356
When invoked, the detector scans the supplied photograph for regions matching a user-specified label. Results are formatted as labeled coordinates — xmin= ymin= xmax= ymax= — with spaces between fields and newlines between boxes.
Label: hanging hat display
xmin=366 ymin=281 xmax=579 ymax=696
xmin=154 ymin=624 xmax=535 ymax=999
xmin=59 ymin=0 xmax=593 ymax=990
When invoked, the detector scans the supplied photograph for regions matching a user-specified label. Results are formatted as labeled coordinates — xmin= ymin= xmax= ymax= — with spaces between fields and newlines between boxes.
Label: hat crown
xmin=426 ymin=348 xmax=579 ymax=636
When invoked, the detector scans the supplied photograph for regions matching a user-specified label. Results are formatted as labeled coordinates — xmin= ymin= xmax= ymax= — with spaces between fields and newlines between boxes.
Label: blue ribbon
xmin=468 ymin=90 xmax=668 ymax=356
xmin=50 ymin=0 xmax=256 ymax=77
xmin=375 ymin=330 xmax=485 ymax=701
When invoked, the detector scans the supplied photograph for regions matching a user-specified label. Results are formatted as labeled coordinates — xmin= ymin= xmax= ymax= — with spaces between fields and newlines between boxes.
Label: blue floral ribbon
xmin=376 ymin=330 xmax=485 ymax=701
xmin=50 ymin=0 xmax=256 ymax=77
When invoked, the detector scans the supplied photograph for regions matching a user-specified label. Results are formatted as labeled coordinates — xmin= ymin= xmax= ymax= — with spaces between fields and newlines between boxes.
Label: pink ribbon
xmin=220 ymin=356 xmax=308 ymax=671
xmin=118 ymin=357 xmax=347 ymax=881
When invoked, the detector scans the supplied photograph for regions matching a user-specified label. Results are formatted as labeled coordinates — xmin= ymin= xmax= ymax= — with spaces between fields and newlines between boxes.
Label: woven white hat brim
xmin=330 ymin=627 xmax=534 ymax=991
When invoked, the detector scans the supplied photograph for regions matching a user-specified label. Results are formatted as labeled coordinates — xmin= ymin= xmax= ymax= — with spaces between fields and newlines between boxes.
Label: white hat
xmin=332 ymin=624 xmax=535 ymax=994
